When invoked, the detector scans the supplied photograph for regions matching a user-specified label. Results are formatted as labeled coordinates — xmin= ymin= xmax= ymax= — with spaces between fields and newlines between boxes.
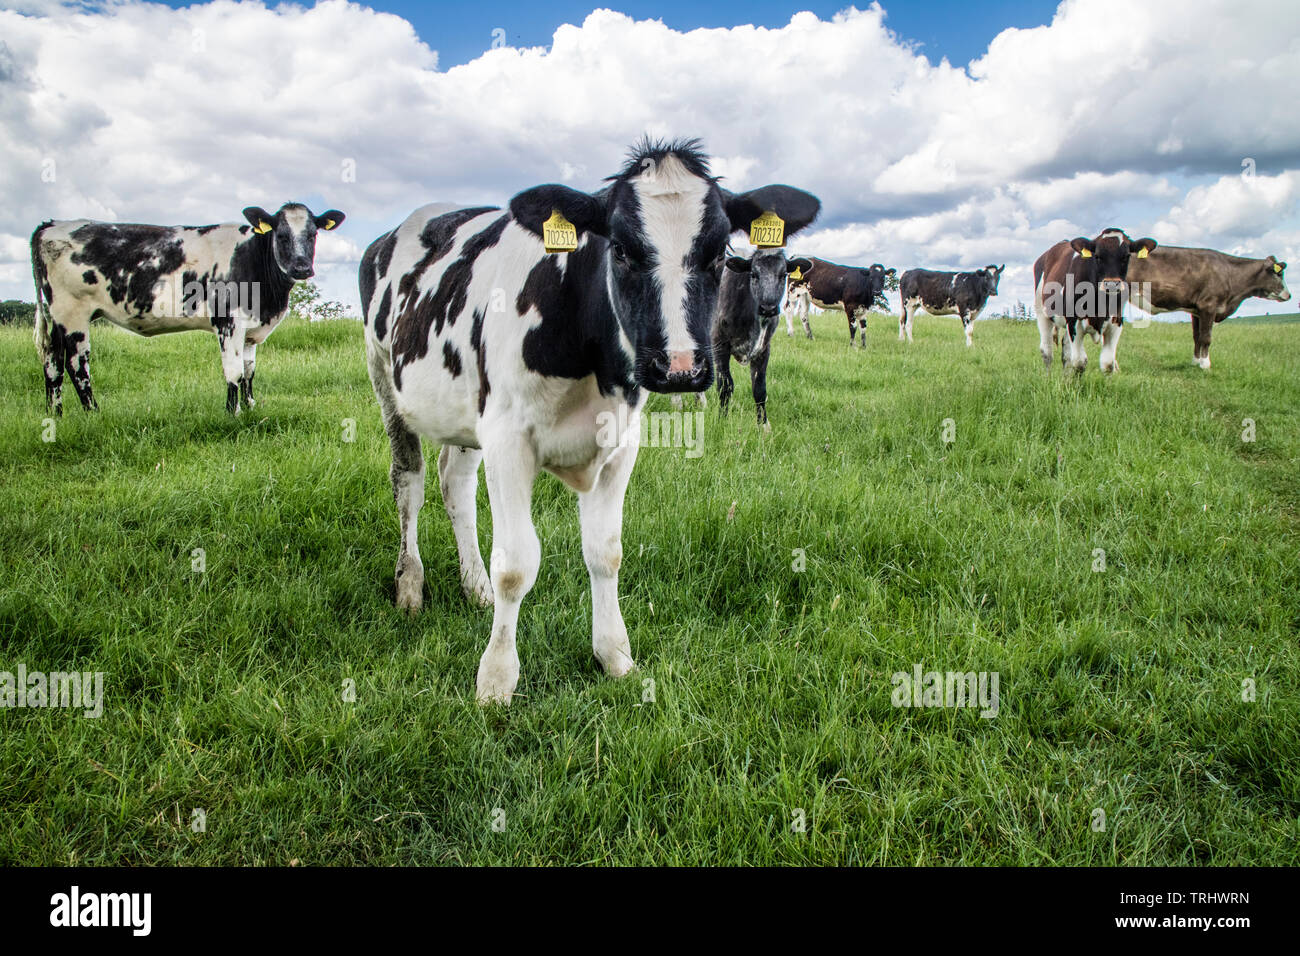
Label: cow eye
xmin=610 ymin=242 xmax=628 ymax=263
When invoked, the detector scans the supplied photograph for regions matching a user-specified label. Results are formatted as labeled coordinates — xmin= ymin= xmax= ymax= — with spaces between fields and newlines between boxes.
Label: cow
xmin=793 ymin=258 xmax=895 ymax=347
xmin=30 ymin=203 xmax=344 ymax=414
xmin=899 ymin=264 xmax=1004 ymax=346
xmin=1126 ymin=246 xmax=1290 ymax=369
xmin=1034 ymin=229 xmax=1157 ymax=374
xmin=784 ymin=267 xmax=814 ymax=338
xmin=359 ymin=137 xmax=819 ymax=704
xmin=714 ymin=244 xmax=817 ymax=427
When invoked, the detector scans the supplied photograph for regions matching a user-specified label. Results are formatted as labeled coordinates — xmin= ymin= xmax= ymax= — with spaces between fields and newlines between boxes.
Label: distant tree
xmin=0 ymin=300 xmax=36 ymax=326
xmin=289 ymin=282 xmax=353 ymax=322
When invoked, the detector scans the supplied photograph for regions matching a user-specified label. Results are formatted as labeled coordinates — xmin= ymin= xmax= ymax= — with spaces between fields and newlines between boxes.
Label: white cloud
xmin=1 ymin=0 xmax=1298 ymax=317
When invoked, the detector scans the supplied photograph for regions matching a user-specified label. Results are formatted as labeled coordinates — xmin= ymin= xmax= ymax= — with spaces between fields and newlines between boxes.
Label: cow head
xmin=242 ymin=203 xmax=345 ymax=281
xmin=725 ymin=250 xmax=814 ymax=360
xmin=866 ymin=263 xmax=897 ymax=310
xmin=1258 ymin=256 xmax=1291 ymax=302
xmin=1070 ymin=229 xmax=1156 ymax=323
xmin=983 ymin=264 xmax=1005 ymax=295
xmin=509 ymin=138 xmax=820 ymax=392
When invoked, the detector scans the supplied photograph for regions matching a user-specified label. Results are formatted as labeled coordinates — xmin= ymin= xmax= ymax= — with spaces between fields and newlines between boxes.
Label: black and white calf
xmin=784 ymin=272 xmax=814 ymax=338
xmin=714 ymin=243 xmax=816 ymax=426
xmin=31 ymin=203 xmax=344 ymax=414
xmin=360 ymin=138 xmax=815 ymax=703
xmin=898 ymin=264 xmax=1003 ymax=346
xmin=794 ymin=258 xmax=896 ymax=347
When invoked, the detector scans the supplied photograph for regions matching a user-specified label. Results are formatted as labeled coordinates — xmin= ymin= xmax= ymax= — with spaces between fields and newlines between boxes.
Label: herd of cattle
xmin=27 ymin=138 xmax=1292 ymax=701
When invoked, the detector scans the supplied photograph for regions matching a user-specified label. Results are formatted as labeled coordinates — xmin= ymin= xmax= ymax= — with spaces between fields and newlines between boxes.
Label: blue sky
xmin=366 ymin=0 xmax=1061 ymax=69
xmin=149 ymin=0 xmax=1062 ymax=68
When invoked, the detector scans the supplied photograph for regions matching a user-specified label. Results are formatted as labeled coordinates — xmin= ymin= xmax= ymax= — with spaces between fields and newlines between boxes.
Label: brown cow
xmin=1034 ymin=228 xmax=1157 ymax=373
xmin=1127 ymin=247 xmax=1290 ymax=369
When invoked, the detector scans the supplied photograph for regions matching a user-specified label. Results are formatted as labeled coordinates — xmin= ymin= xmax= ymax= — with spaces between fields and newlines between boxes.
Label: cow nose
xmin=758 ymin=307 xmax=778 ymax=318
xmin=644 ymin=348 xmax=712 ymax=392
xmin=291 ymin=260 xmax=314 ymax=279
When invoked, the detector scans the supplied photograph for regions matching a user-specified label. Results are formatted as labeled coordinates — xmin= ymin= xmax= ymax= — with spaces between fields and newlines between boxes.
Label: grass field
xmin=1 ymin=309 xmax=1297 ymax=865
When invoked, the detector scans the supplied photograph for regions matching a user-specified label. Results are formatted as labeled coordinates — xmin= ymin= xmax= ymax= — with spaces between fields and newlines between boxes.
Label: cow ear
xmin=788 ymin=257 xmax=812 ymax=274
xmin=315 ymin=210 xmax=345 ymax=231
xmin=243 ymin=207 xmax=274 ymax=234
xmin=510 ymin=185 xmax=607 ymax=241
xmin=1070 ymin=237 xmax=1094 ymax=257
xmin=886 ymin=268 xmax=897 ymax=277
xmin=1132 ymin=238 xmax=1157 ymax=259
xmin=723 ymin=185 xmax=821 ymax=240
xmin=725 ymin=256 xmax=752 ymax=273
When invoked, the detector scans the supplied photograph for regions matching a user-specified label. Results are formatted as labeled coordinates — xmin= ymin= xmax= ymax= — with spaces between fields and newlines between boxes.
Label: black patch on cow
xmin=442 ymin=340 xmax=463 ymax=377
xmin=358 ymin=230 xmax=388 ymax=318
xmin=69 ymin=223 xmax=186 ymax=315
xmin=226 ymin=231 xmax=295 ymax=326
xmin=81 ymin=270 xmax=96 ymax=284
xmin=373 ymin=286 xmax=392 ymax=340
xmin=470 ymin=307 xmax=489 ymax=414
xmin=392 ymin=212 xmax=506 ymax=390
xmin=516 ymin=243 xmax=638 ymax=399
xmin=375 ymin=229 xmax=400 ymax=279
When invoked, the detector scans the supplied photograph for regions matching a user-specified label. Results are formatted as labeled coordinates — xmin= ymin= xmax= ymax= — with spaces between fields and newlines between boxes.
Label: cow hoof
xmin=761 ymin=421 xmax=772 ymax=433
xmin=594 ymin=641 xmax=635 ymax=679
xmin=395 ymin=554 xmax=424 ymax=614
xmin=461 ymin=570 xmax=493 ymax=608
xmin=1198 ymin=358 xmax=1211 ymax=370
xmin=476 ymin=652 xmax=519 ymax=705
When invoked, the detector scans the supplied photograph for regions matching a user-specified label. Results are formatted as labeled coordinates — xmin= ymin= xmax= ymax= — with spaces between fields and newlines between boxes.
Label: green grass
xmin=1 ymin=310 xmax=1297 ymax=865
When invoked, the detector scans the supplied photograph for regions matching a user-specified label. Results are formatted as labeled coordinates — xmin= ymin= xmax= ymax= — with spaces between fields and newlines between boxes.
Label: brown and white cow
xmin=1126 ymin=246 xmax=1290 ymax=369
xmin=1034 ymin=228 xmax=1157 ymax=373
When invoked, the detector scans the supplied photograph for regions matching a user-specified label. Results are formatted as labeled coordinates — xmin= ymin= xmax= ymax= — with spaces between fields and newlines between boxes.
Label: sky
xmin=2 ymin=0 xmax=1298 ymax=318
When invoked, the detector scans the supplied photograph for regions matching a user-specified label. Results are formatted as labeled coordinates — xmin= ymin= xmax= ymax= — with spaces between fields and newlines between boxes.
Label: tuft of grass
xmin=0 ymin=312 xmax=1296 ymax=865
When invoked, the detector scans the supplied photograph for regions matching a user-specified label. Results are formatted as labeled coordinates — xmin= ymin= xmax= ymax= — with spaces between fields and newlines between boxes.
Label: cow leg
xmin=1192 ymin=312 xmax=1214 ymax=369
xmin=579 ymin=440 xmax=639 ymax=680
xmin=1037 ymin=314 xmax=1056 ymax=369
xmin=750 ymin=347 xmax=770 ymax=428
xmin=964 ymin=307 xmax=980 ymax=347
xmin=716 ymin=354 xmax=735 ymax=414
xmin=477 ymin=438 xmax=541 ymax=704
xmin=856 ymin=308 xmax=868 ymax=348
xmin=40 ymin=318 xmax=67 ymax=413
xmin=1100 ymin=321 xmax=1123 ymax=374
xmin=799 ymin=297 xmax=813 ymax=339
xmin=239 ymin=342 xmax=257 ymax=408
xmin=785 ymin=309 xmax=794 ymax=337
xmin=62 ymin=327 xmax=97 ymax=410
xmin=367 ymin=345 xmax=427 ymax=614
xmin=438 ymin=444 xmax=492 ymax=607
xmin=215 ymin=321 xmax=247 ymax=414
xmin=847 ymin=308 xmax=857 ymax=346
xmin=1069 ymin=326 xmax=1089 ymax=372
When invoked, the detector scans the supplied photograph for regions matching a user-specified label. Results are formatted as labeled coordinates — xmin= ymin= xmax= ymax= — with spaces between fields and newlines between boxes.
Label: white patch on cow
xmin=1099 ymin=320 xmax=1122 ymax=373
xmin=630 ymin=155 xmax=709 ymax=356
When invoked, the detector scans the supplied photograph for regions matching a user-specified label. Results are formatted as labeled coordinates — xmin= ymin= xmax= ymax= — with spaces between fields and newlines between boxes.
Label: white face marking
xmin=630 ymin=155 xmax=710 ymax=356
xmin=281 ymin=205 xmax=313 ymax=260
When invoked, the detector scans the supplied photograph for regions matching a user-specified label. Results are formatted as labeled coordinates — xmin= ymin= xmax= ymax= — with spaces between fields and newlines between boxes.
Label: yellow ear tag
xmin=789 ymin=266 xmax=802 ymax=281
xmin=324 ymin=219 xmax=336 ymax=231
xmin=1274 ymin=262 xmax=1283 ymax=273
xmin=1079 ymin=248 xmax=1092 ymax=258
xmin=542 ymin=210 xmax=578 ymax=254
xmin=749 ymin=211 xmax=785 ymax=248
xmin=254 ymin=221 xmax=273 ymax=235
xmin=1137 ymin=247 xmax=1149 ymax=259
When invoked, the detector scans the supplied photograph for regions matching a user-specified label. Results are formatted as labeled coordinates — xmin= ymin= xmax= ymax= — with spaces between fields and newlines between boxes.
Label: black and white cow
xmin=360 ymin=138 xmax=817 ymax=703
xmin=898 ymin=265 xmax=1004 ymax=346
xmin=792 ymin=258 xmax=896 ymax=347
xmin=1034 ymin=228 xmax=1157 ymax=373
xmin=714 ymin=240 xmax=817 ymax=426
xmin=31 ymin=203 xmax=344 ymax=414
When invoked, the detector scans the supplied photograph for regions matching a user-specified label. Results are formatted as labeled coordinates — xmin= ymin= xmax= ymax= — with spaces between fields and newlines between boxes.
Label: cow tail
xmin=31 ymin=220 xmax=54 ymax=361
